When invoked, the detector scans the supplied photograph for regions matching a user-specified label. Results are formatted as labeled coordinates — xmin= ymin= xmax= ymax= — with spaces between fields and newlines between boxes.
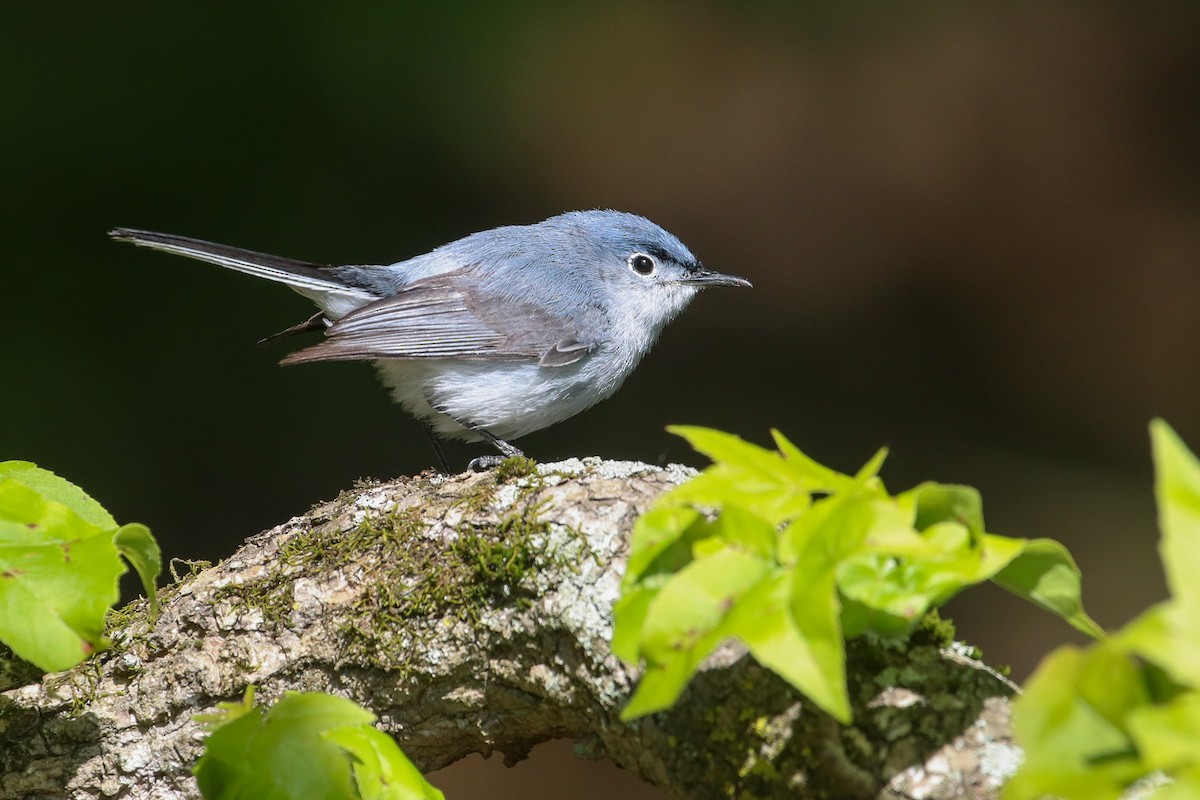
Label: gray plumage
xmin=109 ymin=210 xmax=750 ymax=469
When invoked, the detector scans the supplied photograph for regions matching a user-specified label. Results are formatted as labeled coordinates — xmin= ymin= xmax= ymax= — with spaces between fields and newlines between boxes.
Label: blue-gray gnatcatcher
xmin=110 ymin=210 xmax=750 ymax=471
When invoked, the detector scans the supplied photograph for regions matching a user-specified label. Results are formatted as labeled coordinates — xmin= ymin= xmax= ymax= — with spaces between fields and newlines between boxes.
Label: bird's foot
xmin=468 ymin=455 xmax=509 ymax=472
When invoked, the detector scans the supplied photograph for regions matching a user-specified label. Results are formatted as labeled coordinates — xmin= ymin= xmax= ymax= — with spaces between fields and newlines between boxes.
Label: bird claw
xmin=468 ymin=455 xmax=508 ymax=472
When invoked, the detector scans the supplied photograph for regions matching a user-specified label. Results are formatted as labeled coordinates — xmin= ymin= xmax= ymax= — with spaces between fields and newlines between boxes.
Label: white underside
xmin=373 ymin=347 xmax=638 ymax=442
xmin=370 ymin=283 xmax=699 ymax=444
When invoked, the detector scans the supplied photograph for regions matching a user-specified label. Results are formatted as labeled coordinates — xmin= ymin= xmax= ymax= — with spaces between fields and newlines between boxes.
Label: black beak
xmin=680 ymin=268 xmax=752 ymax=288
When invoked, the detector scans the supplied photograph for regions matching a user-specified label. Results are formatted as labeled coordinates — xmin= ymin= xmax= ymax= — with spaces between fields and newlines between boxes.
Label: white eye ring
xmin=628 ymin=252 xmax=657 ymax=276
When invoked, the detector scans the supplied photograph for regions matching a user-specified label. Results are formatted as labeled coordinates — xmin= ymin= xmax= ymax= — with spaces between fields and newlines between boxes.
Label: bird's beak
xmin=680 ymin=268 xmax=753 ymax=288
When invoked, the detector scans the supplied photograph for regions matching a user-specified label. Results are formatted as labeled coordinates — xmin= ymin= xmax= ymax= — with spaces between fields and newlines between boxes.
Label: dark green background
xmin=5 ymin=2 xmax=1199 ymax=795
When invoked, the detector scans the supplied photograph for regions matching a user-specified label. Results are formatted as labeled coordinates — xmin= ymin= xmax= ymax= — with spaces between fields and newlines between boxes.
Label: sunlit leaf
xmin=638 ymin=545 xmax=771 ymax=663
xmin=621 ymin=425 xmax=1102 ymax=733
xmin=623 ymin=506 xmax=703 ymax=587
xmin=114 ymin=522 xmax=161 ymax=616
xmin=620 ymin=650 xmax=704 ymax=720
xmin=1127 ymin=691 xmax=1200 ymax=773
xmin=904 ymin=483 xmax=985 ymax=538
xmin=853 ymin=447 xmax=889 ymax=483
xmin=666 ymin=464 xmax=810 ymax=526
xmin=725 ymin=568 xmax=849 ymax=722
xmin=709 ymin=503 xmax=776 ymax=560
xmin=1120 ymin=603 xmax=1200 ymax=690
xmin=1150 ymin=419 xmax=1200 ymax=617
xmin=0 ymin=481 xmax=122 ymax=671
xmin=1005 ymin=645 xmax=1145 ymax=800
xmin=323 ymin=725 xmax=445 ymax=800
xmin=611 ymin=584 xmax=659 ymax=664
xmin=0 ymin=461 xmax=116 ymax=530
xmin=195 ymin=692 xmax=417 ymax=800
xmin=993 ymin=538 xmax=1105 ymax=639
xmin=769 ymin=429 xmax=859 ymax=493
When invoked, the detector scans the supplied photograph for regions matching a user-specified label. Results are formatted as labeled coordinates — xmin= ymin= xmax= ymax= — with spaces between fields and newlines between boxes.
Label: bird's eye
xmin=628 ymin=253 xmax=657 ymax=276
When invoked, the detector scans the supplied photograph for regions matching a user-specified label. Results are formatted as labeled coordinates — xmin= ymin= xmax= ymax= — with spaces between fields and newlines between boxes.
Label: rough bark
xmin=0 ymin=458 xmax=1021 ymax=799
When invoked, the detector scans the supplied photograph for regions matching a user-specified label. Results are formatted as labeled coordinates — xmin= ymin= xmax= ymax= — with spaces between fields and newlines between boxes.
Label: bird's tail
xmin=108 ymin=228 xmax=372 ymax=297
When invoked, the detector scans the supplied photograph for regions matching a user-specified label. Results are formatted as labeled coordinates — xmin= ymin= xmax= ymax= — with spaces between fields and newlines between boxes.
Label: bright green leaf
xmin=781 ymin=492 xmax=893 ymax=570
xmin=611 ymin=584 xmax=659 ymax=664
xmin=709 ymin=503 xmax=776 ymax=560
xmin=638 ymin=545 xmax=771 ymax=663
xmin=665 ymin=464 xmax=812 ymax=525
xmin=993 ymin=538 xmax=1105 ymax=639
xmin=323 ymin=725 xmax=445 ymax=800
xmin=0 ymin=461 xmax=116 ymax=530
xmin=668 ymin=427 xmax=815 ymax=523
xmin=905 ymin=483 xmax=985 ymax=538
xmin=729 ymin=568 xmax=850 ymax=722
xmin=620 ymin=649 xmax=705 ymax=720
xmin=623 ymin=506 xmax=704 ymax=587
xmin=1127 ymin=691 xmax=1200 ymax=773
xmin=1120 ymin=603 xmax=1200 ymax=691
xmin=114 ymin=523 xmax=161 ymax=617
xmin=195 ymin=691 xmax=380 ymax=800
xmin=1150 ymin=420 xmax=1200 ymax=618
xmin=838 ymin=555 xmax=951 ymax=638
xmin=621 ymin=425 xmax=1106 ymax=732
xmin=1005 ymin=645 xmax=1145 ymax=800
xmin=853 ymin=447 xmax=889 ymax=483
xmin=621 ymin=545 xmax=772 ymax=720
xmin=769 ymin=429 xmax=858 ymax=493
xmin=0 ymin=481 xmax=122 ymax=671
xmin=669 ymin=426 xmax=802 ymax=486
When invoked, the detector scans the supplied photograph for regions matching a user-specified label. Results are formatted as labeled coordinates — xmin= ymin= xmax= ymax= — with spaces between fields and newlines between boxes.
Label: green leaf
xmin=323 ymin=725 xmax=445 ymax=800
xmin=620 ymin=650 xmax=705 ymax=720
xmin=1120 ymin=603 xmax=1200 ymax=690
xmin=780 ymin=491 xmax=893 ymax=570
xmin=669 ymin=426 xmax=802 ymax=486
xmin=621 ymin=545 xmax=772 ymax=719
xmin=1127 ymin=691 xmax=1200 ymax=773
xmin=666 ymin=464 xmax=812 ymax=526
xmin=1005 ymin=645 xmax=1146 ymax=800
xmin=0 ymin=480 xmax=122 ymax=671
xmin=0 ymin=461 xmax=117 ymax=530
xmin=195 ymin=685 xmax=259 ymax=729
xmin=709 ymin=503 xmax=776 ymax=560
xmin=623 ymin=506 xmax=704 ymax=587
xmin=853 ymin=447 xmax=889 ymax=483
xmin=667 ymin=427 xmax=815 ymax=524
xmin=195 ymin=691 xmax=395 ymax=800
xmin=1118 ymin=422 xmax=1200 ymax=685
xmin=620 ymin=425 xmax=1105 ymax=729
xmin=638 ymin=545 xmax=771 ymax=664
xmin=611 ymin=584 xmax=658 ymax=664
xmin=905 ymin=483 xmax=985 ymax=538
xmin=729 ymin=568 xmax=850 ymax=722
xmin=1150 ymin=419 xmax=1200 ymax=617
xmin=769 ymin=428 xmax=861 ymax=493
xmin=993 ymin=538 xmax=1105 ymax=639
xmin=113 ymin=523 xmax=162 ymax=616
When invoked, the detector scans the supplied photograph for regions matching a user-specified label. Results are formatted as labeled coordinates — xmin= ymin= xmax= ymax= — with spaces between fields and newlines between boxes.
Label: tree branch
xmin=0 ymin=459 xmax=1020 ymax=799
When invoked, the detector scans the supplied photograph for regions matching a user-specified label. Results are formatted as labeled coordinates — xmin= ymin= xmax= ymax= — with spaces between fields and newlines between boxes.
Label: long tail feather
xmin=109 ymin=228 xmax=354 ymax=294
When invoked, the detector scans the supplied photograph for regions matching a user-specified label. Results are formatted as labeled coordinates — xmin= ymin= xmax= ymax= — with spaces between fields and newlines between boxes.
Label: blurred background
xmin=4 ymin=2 xmax=1199 ymax=796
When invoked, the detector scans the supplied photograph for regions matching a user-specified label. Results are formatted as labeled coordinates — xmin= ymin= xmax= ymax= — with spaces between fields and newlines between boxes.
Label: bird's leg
xmin=420 ymin=421 xmax=453 ymax=474
xmin=468 ymin=429 xmax=525 ymax=472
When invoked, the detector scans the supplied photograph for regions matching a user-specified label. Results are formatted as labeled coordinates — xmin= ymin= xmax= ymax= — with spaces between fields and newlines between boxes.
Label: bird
xmin=109 ymin=210 xmax=751 ymax=471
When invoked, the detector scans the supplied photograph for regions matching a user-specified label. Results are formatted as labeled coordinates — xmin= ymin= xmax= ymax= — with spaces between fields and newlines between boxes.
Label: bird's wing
xmin=279 ymin=273 xmax=597 ymax=367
